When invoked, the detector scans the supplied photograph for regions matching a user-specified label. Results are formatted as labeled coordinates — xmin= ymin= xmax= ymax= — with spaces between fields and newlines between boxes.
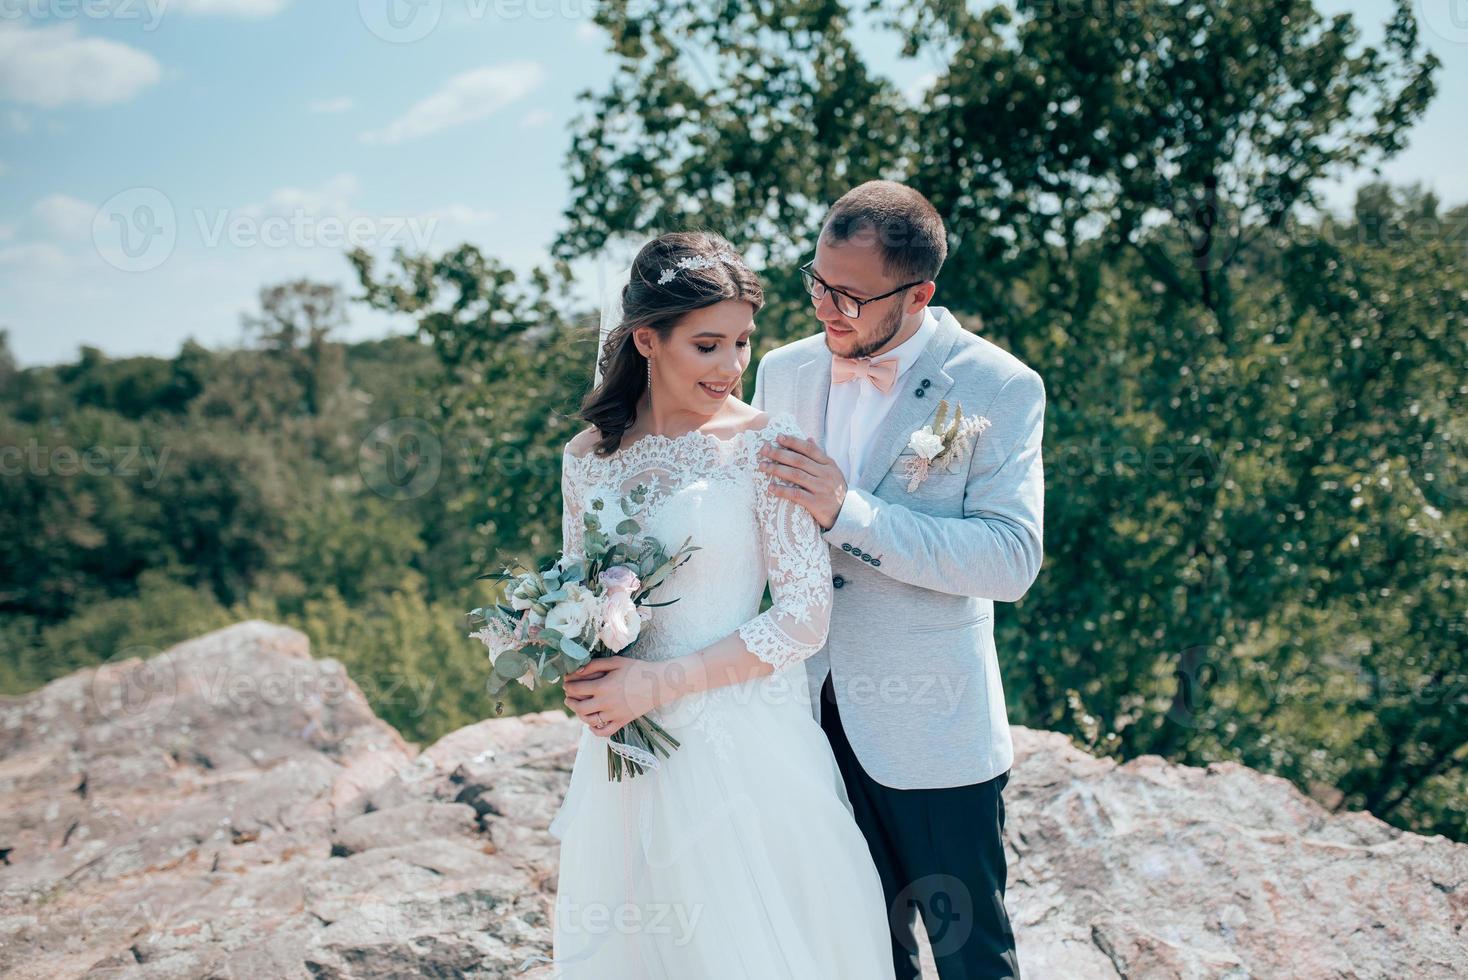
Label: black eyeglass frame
xmin=798 ymin=261 xmax=928 ymax=320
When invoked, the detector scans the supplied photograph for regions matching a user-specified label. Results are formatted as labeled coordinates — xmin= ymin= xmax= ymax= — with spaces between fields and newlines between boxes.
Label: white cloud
xmin=0 ymin=22 xmax=162 ymax=108
xmin=360 ymin=62 xmax=545 ymax=146
xmin=259 ymin=173 xmax=362 ymax=218
xmin=0 ymin=241 xmax=70 ymax=274
xmin=904 ymin=71 xmax=938 ymax=105
xmin=309 ymin=96 xmax=355 ymax=114
xmin=575 ymin=22 xmax=601 ymax=44
xmin=33 ymin=193 xmax=96 ymax=241
xmin=520 ymin=108 xmax=552 ymax=129
xmin=166 ymin=0 xmax=293 ymax=16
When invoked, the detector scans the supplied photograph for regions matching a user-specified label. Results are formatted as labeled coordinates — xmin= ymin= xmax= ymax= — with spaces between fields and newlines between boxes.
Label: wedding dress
xmin=549 ymin=410 xmax=896 ymax=979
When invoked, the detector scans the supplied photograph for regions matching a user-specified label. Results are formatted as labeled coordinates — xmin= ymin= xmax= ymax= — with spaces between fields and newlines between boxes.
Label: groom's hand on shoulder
xmin=757 ymin=435 xmax=846 ymax=531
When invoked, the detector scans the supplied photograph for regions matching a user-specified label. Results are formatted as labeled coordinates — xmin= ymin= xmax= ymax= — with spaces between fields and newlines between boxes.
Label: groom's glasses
xmin=799 ymin=261 xmax=926 ymax=320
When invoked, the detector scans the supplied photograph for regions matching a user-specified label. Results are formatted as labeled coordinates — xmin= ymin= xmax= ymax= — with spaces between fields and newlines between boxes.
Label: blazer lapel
xmin=853 ymin=310 xmax=962 ymax=496
xmin=795 ymin=348 xmax=833 ymax=449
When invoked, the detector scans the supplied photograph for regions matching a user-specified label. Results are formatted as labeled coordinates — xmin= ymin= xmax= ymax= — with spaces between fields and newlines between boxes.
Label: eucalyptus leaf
xmin=493 ymin=650 xmax=532 ymax=680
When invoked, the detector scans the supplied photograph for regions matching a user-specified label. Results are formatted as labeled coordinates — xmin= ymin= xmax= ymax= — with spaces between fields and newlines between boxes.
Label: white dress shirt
xmin=825 ymin=307 xmax=939 ymax=487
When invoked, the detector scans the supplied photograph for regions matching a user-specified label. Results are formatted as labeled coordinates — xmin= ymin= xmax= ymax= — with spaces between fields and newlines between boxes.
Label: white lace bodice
xmin=560 ymin=411 xmax=832 ymax=673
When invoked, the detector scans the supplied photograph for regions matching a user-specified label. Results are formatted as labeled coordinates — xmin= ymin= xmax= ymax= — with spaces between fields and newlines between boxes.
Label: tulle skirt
xmin=549 ymin=667 xmax=897 ymax=979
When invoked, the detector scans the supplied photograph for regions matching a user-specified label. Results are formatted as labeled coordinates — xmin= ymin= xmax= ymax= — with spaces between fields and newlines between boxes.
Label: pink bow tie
xmin=831 ymin=355 xmax=899 ymax=393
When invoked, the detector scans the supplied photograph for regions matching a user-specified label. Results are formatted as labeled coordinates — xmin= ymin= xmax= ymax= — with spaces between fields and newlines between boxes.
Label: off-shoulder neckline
xmin=563 ymin=411 xmax=799 ymax=465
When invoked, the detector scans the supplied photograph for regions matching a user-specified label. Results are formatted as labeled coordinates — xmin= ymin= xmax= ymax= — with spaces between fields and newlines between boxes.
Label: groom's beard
xmin=830 ymin=303 xmax=904 ymax=360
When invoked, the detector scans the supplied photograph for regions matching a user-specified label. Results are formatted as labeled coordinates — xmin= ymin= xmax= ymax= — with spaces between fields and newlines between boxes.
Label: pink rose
xmin=599 ymin=565 xmax=642 ymax=596
xmin=598 ymin=592 xmax=642 ymax=652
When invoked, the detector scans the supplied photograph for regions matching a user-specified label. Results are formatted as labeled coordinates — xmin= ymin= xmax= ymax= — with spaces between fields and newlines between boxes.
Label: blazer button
xmin=841 ymin=543 xmax=853 ymax=552
xmin=861 ymin=554 xmax=872 ymax=563
xmin=921 ymin=378 xmax=931 ymax=388
xmin=871 ymin=559 xmax=881 ymax=567
xmin=832 ymin=575 xmax=845 ymax=588
xmin=915 ymin=388 xmax=926 ymax=397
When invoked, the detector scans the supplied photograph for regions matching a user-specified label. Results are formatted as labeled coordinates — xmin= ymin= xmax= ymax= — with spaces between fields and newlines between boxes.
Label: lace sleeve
xmin=560 ymin=452 xmax=585 ymax=562
xmin=734 ymin=417 xmax=834 ymax=671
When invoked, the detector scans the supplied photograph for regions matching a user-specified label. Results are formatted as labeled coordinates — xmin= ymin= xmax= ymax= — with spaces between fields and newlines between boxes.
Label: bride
xmin=548 ymin=231 xmax=896 ymax=978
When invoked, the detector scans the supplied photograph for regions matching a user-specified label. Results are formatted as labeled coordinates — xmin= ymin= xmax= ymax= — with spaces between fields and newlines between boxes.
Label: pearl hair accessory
xmin=657 ymin=251 xmax=740 ymax=286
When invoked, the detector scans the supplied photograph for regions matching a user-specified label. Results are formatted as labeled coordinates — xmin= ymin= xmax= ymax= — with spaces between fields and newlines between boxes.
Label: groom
xmin=751 ymin=180 xmax=1043 ymax=979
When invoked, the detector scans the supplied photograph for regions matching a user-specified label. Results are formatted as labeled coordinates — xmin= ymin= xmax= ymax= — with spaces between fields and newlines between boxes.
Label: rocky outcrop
xmin=1 ymin=622 xmax=1463 ymax=978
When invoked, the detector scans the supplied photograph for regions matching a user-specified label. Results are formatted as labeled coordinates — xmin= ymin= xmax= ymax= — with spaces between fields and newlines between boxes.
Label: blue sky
xmin=1 ymin=0 xmax=1464 ymax=366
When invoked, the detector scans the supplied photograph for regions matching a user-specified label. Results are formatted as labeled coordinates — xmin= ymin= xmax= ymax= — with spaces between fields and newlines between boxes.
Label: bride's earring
xmin=646 ymin=358 xmax=653 ymax=412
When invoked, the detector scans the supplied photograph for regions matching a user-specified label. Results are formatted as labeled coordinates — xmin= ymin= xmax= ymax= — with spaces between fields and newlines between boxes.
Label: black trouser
xmin=819 ymin=674 xmax=1020 ymax=980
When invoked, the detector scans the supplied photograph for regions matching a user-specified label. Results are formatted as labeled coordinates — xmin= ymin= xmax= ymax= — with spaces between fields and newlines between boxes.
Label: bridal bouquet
xmin=467 ymin=484 xmax=698 ymax=780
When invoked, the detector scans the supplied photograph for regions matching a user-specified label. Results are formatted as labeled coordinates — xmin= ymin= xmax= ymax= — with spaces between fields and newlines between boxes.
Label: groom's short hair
xmin=821 ymin=181 xmax=948 ymax=284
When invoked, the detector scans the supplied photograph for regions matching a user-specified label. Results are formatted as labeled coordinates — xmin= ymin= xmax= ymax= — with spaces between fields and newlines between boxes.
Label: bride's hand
xmin=563 ymin=657 xmax=668 ymax=738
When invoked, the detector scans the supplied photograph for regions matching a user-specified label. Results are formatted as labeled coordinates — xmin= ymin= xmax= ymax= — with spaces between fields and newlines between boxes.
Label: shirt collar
xmin=871 ymin=306 xmax=937 ymax=382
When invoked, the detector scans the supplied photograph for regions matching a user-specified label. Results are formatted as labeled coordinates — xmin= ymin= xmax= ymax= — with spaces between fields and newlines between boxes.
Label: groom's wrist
xmin=823 ymin=488 xmax=872 ymax=540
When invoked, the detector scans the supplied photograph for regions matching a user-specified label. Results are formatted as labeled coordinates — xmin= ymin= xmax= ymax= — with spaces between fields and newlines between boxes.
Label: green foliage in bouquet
xmin=468 ymin=485 xmax=700 ymax=779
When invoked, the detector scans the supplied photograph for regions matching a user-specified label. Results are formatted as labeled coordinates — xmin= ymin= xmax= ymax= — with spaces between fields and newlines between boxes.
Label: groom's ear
xmin=905 ymin=281 xmax=937 ymax=314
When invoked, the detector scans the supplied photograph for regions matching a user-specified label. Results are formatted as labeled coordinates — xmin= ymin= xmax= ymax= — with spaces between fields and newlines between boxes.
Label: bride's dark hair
xmin=577 ymin=231 xmax=764 ymax=457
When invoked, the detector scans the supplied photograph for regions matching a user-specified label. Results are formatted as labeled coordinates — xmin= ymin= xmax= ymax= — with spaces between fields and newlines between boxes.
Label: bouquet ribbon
xmin=608 ymin=737 xmax=660 ymax=772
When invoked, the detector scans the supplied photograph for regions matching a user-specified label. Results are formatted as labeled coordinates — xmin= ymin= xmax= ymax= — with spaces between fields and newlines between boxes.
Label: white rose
xmin=598 ymin=592 xmax=642 ymax=652
xmin=566 ymin=584 xmax=604 ymax=638
xmin=908 ymin=427 xmax=945 ymax=460
xmin=544 ymin=599 xmax=589 ymax=638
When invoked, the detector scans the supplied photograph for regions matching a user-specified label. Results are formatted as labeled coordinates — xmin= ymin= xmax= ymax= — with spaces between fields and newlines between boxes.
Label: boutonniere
xmin=903 ymin=399 xmax=991 ymax=492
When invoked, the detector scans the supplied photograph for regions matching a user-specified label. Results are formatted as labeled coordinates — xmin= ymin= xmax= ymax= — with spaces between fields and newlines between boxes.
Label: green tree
xmin=348 ymin=246 xmax=589 ymax=591
xmin=242 ymin=279 xmax=349 ymax=418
